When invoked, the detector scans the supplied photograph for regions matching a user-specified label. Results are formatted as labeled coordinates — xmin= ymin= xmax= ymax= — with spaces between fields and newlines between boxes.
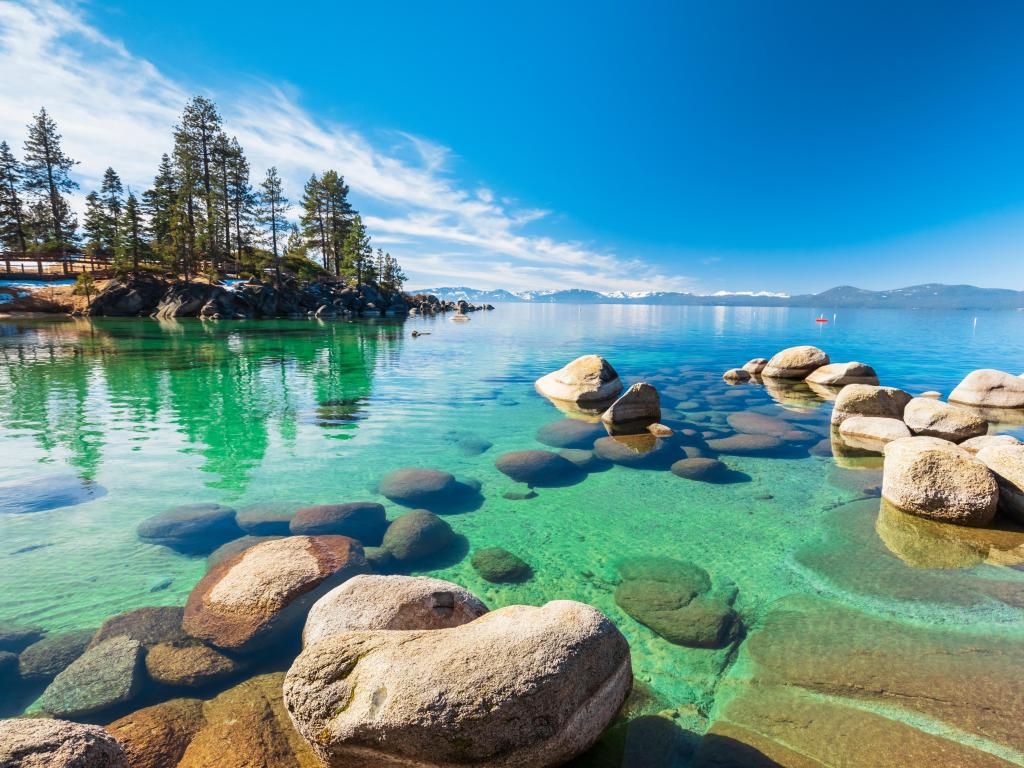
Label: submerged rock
xmin=831 ymin=384 xmax=913 ymax=426
xmin=593 ymin=434 xmax=676 ymax=468
xmin=0 ymin=718 xmax=127 ymax=768
xmin=136 ymin=503 xmax=241 ymax=554
xmin=558 ymin=448 xmax=609 ymax=472
xmin=303 ymin=574 xmax=488 ymax=646
xmin=144 ymin=640 xmax=244 ymax=688
xmin=949 ymin=368 xmax=1024 ymax=409
xmin=378 ymin=468 xmax=459 ymax=508
xmin=471 ymin=547 xmax=533 ymax=583
xmin=705 ymin=434 xmax=784 ymax=456
xmin=535 ymin=418 xmax=606 ymax=449
xmin=761 ymin=345 xmax=829 ymax=379
xmin=183 ymin=535 xmax=368 ymax=653
xmin=882 ymin=437 xmax=998 ymax=526
xmin=18 ymin=628 xmax=93 ymax=682
xmin=283 ymin=601 xmax=632 ymax=768
xmin=381 ymin=509 xmax=455 ymax=562
xmin=0 ymin=623 xmax=45 ymax=653
xmin=234 ymin=502 xmax=299 ymax=535
xmin=494 ymin=449 xmax=582 ymax=486
xmin=0 ymin=474 xmax=105 ymax=515
xmin=107 ymin=698 xmax=206 ymax=768
xmin=670 ymin=458 xmax=731 ymax=482
xmin=290 ymin=502 xmax=388 ymax=544
xmin=977 ymin=443 xmax=1024 ymax=523
xmin=89 ymin=606 xmax=187 ymax=650
xmin=535 ymin=355 xmax=623 ymax=407
xmin=601 ymin=383 xmax=662 ymax=434
xmin=726 ymin=411 xmax=791 ymax=437
xmin=804 ymin=361 xmax=878 ymax=386
xmin=39 ymin=636 xmax=145 ymax=718
xmin=903 ymin=397 xmax=988 ymax=442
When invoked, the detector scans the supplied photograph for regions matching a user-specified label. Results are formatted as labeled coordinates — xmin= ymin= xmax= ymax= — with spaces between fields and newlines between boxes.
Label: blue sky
xmin=1 ymin=0 xmax=1023 ymax=293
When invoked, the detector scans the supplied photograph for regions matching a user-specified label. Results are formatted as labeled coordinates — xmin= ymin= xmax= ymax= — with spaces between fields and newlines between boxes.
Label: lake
xmin=1 ymin=304 xmax=1023 ymax=765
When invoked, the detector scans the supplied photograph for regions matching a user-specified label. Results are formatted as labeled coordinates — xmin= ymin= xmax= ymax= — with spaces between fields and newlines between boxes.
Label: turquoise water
xmin=2 ymin=305 xmax=1024 ymax=761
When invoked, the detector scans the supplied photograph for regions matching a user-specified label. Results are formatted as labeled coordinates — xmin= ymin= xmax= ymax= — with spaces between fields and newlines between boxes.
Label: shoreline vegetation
xmin=0 ymin=99 xmax=494 ymax=319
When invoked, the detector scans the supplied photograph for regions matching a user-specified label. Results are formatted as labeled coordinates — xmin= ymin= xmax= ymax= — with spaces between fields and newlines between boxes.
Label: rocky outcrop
xmin=156 ymin=283 xmax=226 ymax=319
xmin=902 ymin=397 xmax=988 ymax=442
xmin=183 ymin=535 xmax=368 ymax=653
xmin=283 ymin=601 xmax=632 ymax=768
xmin=949 ymin=368 xmax=1024 ymax=409
xmin=86 ymin=274 xmax=168 ymax=317
xmin=303 ymin=574 xmax=488 ymax=646
xmin=831 ymin=384 xmax=913 ymax=426
xmin=0 ymin=718 xmax=127 ymax=768
xmin=881 ymin=437 xmax=998 ymax=526
xmin=761 ymin=345 xmax=829 ymax=379
xmin=804 ymin=361 xmax=879 ymax=386
xmin=976 ymin=444 xmax=1024 ymax=523
xmin=600 ymin=382 xmax=661 ymax=434
xmin=535 ymin=355 xmax=623 ymax=407
xmin=38 ymin=636 xmax=145 ymax=717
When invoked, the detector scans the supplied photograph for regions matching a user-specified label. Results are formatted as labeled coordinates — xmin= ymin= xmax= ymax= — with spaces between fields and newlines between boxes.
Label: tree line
xmin=0 ymin=98 xmax=407 ymax=292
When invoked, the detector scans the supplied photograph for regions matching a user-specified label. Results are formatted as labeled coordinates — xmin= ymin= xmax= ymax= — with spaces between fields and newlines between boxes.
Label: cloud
xmin=0 ymin=0 xmax=694 ymax=292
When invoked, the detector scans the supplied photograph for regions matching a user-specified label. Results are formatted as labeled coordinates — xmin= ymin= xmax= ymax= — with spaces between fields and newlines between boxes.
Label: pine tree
xmin=21 ymin=108 xmax=78 ymax=260
xmin=341 ymin=214 xmax=371 ymax=285
xmin=383 ymin=252 xmax=407 ymax=292
xmin=143 ymin=153 xmax=177 ymax=263
xmin=0 ymin=141 xmax=28 ymax=252
xmin=82 ymin=191 xmax=107 ymax=257
xmin=99 ymin=167 xmax=123 ymax=249
xmin=321 ymin=170 xmax=353 ymax=276
xmin=283 ymin=224 xmax=306 ymax=259
xmin=122 ymin=191 xmax=145 ymax=272
xmin=176 ymin=97 xmax=223 ymax=273
xmin=258 ymin=167 xmax=288 ymax=285
xmin=300 ymin=174 xmax=329 ymax=271
xmin=225 ymin=137 xmax=254 ymax=267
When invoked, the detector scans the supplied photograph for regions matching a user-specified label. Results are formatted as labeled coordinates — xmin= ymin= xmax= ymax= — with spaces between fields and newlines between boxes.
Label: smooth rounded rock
xmin=671 ymin=458 xmax=729 ymax=482
xmin=949 ymin=368 xmax=1024 ymax=409
xmin=722 ymin=368 xmax=750 ymax=383
xmin=0 ymin=624 xmax=45 ymax=653
xmin=107 ymin=698 xmax=206 ymax=768
xmin=838 ymin=416 xmax=912 ymax=450
xmin=977 ymin=444 xmax=1024 ymax=523
xmin=88 ymin=606 xmax=187 ymax=650
xmin=38 ymin=636 xmax=145 ymax=718
xmin=882 ymin=437 xmax=998 ymax=526
xmin=290 ymin=502 xmax=388 ymax=543
xmin=471 ymin=547 xmax=532 ymax=583
xmin=601 ymin=382 xmax=661 ymax=434
xmin=742 ymin=358 xmax=768 ymax=375
xmin=961 ymin=434 xmax=1022 ymax=455
xmin=726 ymin=411 xmax=791 ymax=436
xmin=303 ymin=574 xmax=488 ymax=646
xmin=381 ymin=509 xmax=455 ymax=562
xmin=535 ymin=418 xmax=606 ymax=449
xmin=0 ymin=718 xmax=127 ymax=768
xmin=705 ymin=433 xmax=784 ymax=456
xmin=283 ymin=601 xmax=632 ymax=768
xmin=558 ymin=448 xmax=608 ymax=471
xmin=494 ymin=450 xmax=581 ymax=486
xmin=761 ymin=345 xmax=829 ymax=379
xmin=183 ymin=535 xmax=368 ymax=653
xmin=378 ymin=468 xmax=458 ymax=507
xmin=831 ymin=384 xmax=913 ymax=426
xmin=136 ymin=503 xmax=241 ymax=554
xmin=535 ymin=355 xmax=623 ymax=406
xmin=18 ymin=629 xmax=93 ymax=681
xmin=593 ymin=434 xmax=675 ymax=468
xmin=805 ymin=361 xmax=879 ymax=386
xmin=234 ymin=502 xmax=299 ymax=535
xmin=144 ymin=641 xmax=244 ymax=688
xmin=903 ymin=397 xmax=988 ymax=442
xmin=206 ymin=535 xmax=284 ymax=570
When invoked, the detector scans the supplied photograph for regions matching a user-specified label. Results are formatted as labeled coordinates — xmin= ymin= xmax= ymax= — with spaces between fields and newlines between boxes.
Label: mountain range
xmin=412 ymin=284 xmax=1024 ymax=310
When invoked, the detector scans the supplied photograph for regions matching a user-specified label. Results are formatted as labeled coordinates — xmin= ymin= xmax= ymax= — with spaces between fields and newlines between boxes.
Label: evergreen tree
xmin=257 ymin=167 xmax=288 ymax=285
xmin=299 ymin=174 xmax=329 ymax=271
xmin=225 ymin=137 xmax=254 ymax=266
xmin=382 ymin=252 xmax=407 ymax=292
xmin=0 ymin=140 xmax=28 ymax=252
xmin=283 ymin=224 xmax=306 ymax=259
xmin=176 ymin=97 xmax=223 ymax=273
xmin=340 ymin=214 xmax=371 ymax=284
xmin=99 ymin=167 xmax=123 ymax=248
xmin=143 ymin=153 xmax=177 ymax=263
xmin=321 ymin=170 xmax=353 ymax=276
xmin=21 ymin=108 xmax=78 ymax=258
xmin=122 ymin=191 xmax=145 ymax=272
xmin=82 ymin=191 xmax=107 ymax=256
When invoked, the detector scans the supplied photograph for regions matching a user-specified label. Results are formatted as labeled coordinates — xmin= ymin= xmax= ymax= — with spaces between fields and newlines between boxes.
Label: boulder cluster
xmin=82 ymin=273 xmax=492 ymax=319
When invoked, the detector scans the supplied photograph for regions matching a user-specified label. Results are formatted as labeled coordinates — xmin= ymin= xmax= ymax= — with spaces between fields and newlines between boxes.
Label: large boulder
xmin=535 ymin=355 xmax=623 ymax=407
xmin=38 ymin=636 xmax=145 ymax=718
xmin=742 ymin=358 xmax=768 ymax=375
xmin=206 ymin=535 xmax=284 ymax=569
xmin=805 ymin=361 xmax=879 ymax=386
xmin=837 ymin=416 xmax=911 ymax=450
xmin=303 ymin=574 xmax=488 ymax=646
xmin=136 ymin=503 xmax=241 ymax=554
xmin=144 ymin=640 xmax=244 ymax=688
xmin=18 ymin=628 xmax=93 ymax=681
xmin=977 ymin=444 xmax=1024 ymax=523
xmin=0 ymin=718 xmax=127 ymax=768
xmin=593 ymin=435 xmax=676 ymax=468
xmin=378 ymin=468 xmax=457 ymax=507
xmin=283 ymin=601 xmax=632 ymax=768
xmin=380 ymin=510 xmax=454 ymax=562
xmin=289 ymin=502 xmax=388 ymax=544
xmin=88 ymin=606 xmax=187 ymax=650
xmin=155 ymin=283 xmax=225 ymax=319
xmin=494 ymin=450 xmax=582 ymax=486
xmin=183 ymin=535 xmax=368 ymax=653
xmin=107 ymin=698 xmax=206 ymax=768
xmin=86 ymin=273 xmax=167 ymax=317
xmin=761 ymin=345 xmax=829 ymax=379
xmin=600 ymin=383 xmax=661 ymax=434
xmin=0 ymin=623 xmax=45 ymax=652
xmin=949 ymin=368 xmax=1024 ymax=409
xmin=960 ymin=434 xmax=1022 ymax=455
xmin=881 ymin=437 xmax=999 ymax=526
xmin=902 ymin=397 xmax=988 ymax=442
xmin=235 ymin=502 xmax=299 ymax=535
xmin=831 ymin=384 xmax=913 ymax=426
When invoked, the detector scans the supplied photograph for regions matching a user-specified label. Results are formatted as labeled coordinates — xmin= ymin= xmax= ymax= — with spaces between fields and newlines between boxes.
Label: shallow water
xmin=2 ymin=305 xmax=1024 ymax=763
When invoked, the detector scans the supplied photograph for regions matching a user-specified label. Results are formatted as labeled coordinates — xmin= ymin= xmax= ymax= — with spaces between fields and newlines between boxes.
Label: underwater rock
xmin=0 ymin=718 xmax=127 ymax=768
xmin=234 ymin=502 xmax=300 ymax=535
xmin=593 ymin=434 xmax=676 ymax=468
xmin=89 ymin=606 xmax=187 ymax=650
xmin=494 ymin=449 xmax=582 ymax=486
xmin=761 ymin=345 xmax=829 ymax=379
xmin=0 ymin=474 xmax=105 ymax=515
xmin=614 ymin=557 xmax=739 ymax=648
xmin=471 ymin=547 xmax=533 ymax=583
xmin=742 ymin=358 xmax=768 ymax=375
xmin=107 ymin=698 xmax=206 ymax=768
xmin=453 ymin=433 xmax=493 ymax=456
xmin=363 ymin=546 xmax=395 ymax=572
xmin=535 ymin=418 xmax=606 ymax=449
xmin=722 ymin=368 xmax=751 ymax=383
xmin=290 ymin=502 xmax=388 ymax=544
xmin=17 ymin=628 xmax=93 ymax=682
xmin=882 ymin=437 xmax=998 ymax=526
xmin=184 ymin=535 xmax=368 ymax=654
xmin=177 ymin=673 xmax=319 ymax=768
xmin=558 ymin=448 xmax=609 ymax=472
xmin=903 ymin=397 xmax=988 ymax=442
xmin=960 ymin=434 xmax=1022 ymax=455
xmin=705 ymin=434 xmax=784 ymax=456
xmin=144 ymin=640 xmax=244 ymax=688
xmin=670 ymin=457 xmax=735 ymax=483
xmin=136 ymin=503 xmax=241 ymax=554
xmin=726 ymin=411 xmax=790 ymax=437
xmin=601 ymin=383 xmax=662 ymax=434
xmin=303 ymin=574 xmax=488 ymax=646
xmin=39 ymin=636 xmax=145 ymax=718
xmin=760 ymin=378 xmax=827 ymax=410
xmin=977 ymin=443 xmax=1024 ymax=523
xmin=831 ymin=384 xmax=913 ymax=426
xmin=381 ymin=509 xmax=455 ymax=562
xmin=206 ymin=535 xmax=284 ymax=569
xmin=535 ymin=354 xmax=623 ymax=407
xmin=378 ymin=467 xmax=470 ymax=510
xmin=0 ymin=623 xmax=45 ymax=653
xmin=283 ymin=601 xmax=632 ymax=768
xmin=804 ymin=361 xmax=879 ymax=386
xmin=949 ymin=368 xmax=1024 ymax=409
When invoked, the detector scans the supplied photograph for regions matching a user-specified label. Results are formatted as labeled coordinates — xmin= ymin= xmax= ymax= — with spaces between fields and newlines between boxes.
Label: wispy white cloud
xmin=0 ymin=0 xmax=694 ymax=292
